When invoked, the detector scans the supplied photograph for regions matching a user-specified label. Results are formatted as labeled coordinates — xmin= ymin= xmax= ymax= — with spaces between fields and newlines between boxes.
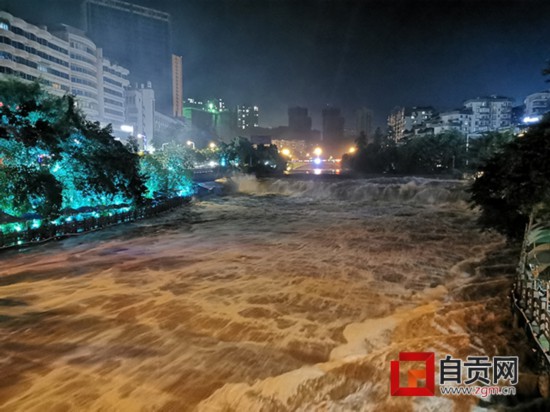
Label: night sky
xmin=2 ymin=0 xmax=550 ymax=128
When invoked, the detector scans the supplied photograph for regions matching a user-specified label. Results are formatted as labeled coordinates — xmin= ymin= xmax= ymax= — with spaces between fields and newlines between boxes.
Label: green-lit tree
xmin=140 ymin=143 xmax=194 ymax=198
xmin=220 ymin=137 xmax=255 ymax=172
xmin=0 ymin=79 xmax=146 ymax=217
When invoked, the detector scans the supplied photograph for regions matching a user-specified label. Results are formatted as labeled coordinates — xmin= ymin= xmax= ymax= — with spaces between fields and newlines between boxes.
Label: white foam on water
xmin=231 ymin=175 xmax=469 ymax=205
xmin=0 ymin=177 xmax=521 ymax=411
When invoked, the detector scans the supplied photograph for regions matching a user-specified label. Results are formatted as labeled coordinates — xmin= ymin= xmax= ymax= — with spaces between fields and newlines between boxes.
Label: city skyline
xmin=1 ymin=0 xmax=550 ymax=128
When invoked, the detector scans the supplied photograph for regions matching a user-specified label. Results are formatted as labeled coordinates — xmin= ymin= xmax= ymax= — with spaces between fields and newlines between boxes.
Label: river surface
xmin=0 ymin=177 xmax=528 ymax=411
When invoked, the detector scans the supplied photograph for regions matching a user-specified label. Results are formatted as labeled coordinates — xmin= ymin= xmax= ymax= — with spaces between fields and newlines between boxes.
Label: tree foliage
xmin=140 ymin=143 xmax=194 ymax=198
xmin=220 ymin=137 xmax=286 ymax=176
xmin=0 ymin=79 xmax=147 ymax=218
xmin=470 ymin=115 xmax=550 ymax=239
xmin=347 ymin=129 xmax=512 ymax=177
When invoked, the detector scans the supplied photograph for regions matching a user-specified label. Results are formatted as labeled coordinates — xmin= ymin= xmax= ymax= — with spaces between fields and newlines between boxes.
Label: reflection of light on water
xmin=313 ymin=168 xmax=322 ymax=175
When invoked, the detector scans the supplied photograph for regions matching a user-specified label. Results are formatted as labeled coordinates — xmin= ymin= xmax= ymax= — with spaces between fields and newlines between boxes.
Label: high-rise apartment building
xmin=464 ymin=96 xmax=513 ymax=133
xmin=523 ymin=91 xmax=550 ymax=122
xmin=52 ymin=24 xmax=100 ymax=120
xmin=172 ymin=54 xmax=183 ymax=118
xmin=83 ymin=0 xmax=172 ymax=113
xmin=99 ymin=51 xmax=128 ymax=127
xmin=125 ymin=82 xmax=155 ymax=149
xmin=435 ymin=109 xmax=474 ymax=136
xmin=387 ymin=106 xmax=405 ymax=142
xmin=322 ymin=107 xmax=344 ymax=142
xmin=237 ymin=105 xmax=259 ymax=130
xmin=50 ymin=24 xmax=128 ymax=127
xmin=387 ymin=106 xmax=436 ymax=141
xmin=0 ymin=11 xmax=71 ymax=96
xmin=0 ymin=12 xmax=128 ymax=131
xmin=182 ymin=97 xmax=234 ymax=142
xmin=356 ymin=107 xmax=373 ymax=137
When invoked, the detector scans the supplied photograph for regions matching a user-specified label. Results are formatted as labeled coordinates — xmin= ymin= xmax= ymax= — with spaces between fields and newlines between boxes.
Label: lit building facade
xmin=50 ymin=24 xmax=100 ymax=122
xmin=237 ymin=105 xmax=259 ymax=130
xmin=125 ymin=82 xmax=155 ymax=149
xmin=387 ymin=106 xmax=405 ymax=142
xmin=523 ymin=91 xmax=550 ymax=123
xmin=0 ymin=12 xmax=129 ymax=131
xmin=463 ymin=95 xmax=513 ymax=134
xmin=172 ymin=54 xmax=183 ymax=118
xmin=51 ymin=24 xmax=128 ymax=127
xmin=388 ymin=106 xmax=437 ymax=141
xmin=100 ymin=53 xmax=128 ymax=127
xmin=405 ymin=107 xmax=436 ymax=130
xmin=434 ymin=109 xmax=473 ymax=135
xmin=0 ymin=11 xmax=71 ymax=96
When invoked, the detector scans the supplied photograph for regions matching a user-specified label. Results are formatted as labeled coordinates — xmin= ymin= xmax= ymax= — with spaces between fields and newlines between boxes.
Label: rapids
xmin=0 ymin=177 xmax=530 ymax=411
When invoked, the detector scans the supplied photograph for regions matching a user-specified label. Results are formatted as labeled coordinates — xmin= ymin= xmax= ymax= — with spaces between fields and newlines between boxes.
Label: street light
xmin=186 ymin=140 xmax=195 ymax=150
xmin=348 ymin=146 xmax=357 ymax=154
xmin=313 ymin=147 xmax=322 ymax=156
xmin=209 ymin=142 xmax=217 ymax=149
xmin=281 ymin=148 xmax=291 ymax=157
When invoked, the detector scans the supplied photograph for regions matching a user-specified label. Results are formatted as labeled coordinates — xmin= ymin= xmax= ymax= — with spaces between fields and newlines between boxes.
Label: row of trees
xmin=470 ymin=115 xmax=550 ymax=239
xmin=343 ymin=129 xmax=514 ymax=176
xmin=0 ymin=80 xmax=194 ymax=220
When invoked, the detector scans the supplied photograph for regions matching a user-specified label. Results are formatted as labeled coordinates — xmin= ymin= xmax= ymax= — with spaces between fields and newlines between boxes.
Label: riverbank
xmin=0 ymin=197 xmax=190 ymax=251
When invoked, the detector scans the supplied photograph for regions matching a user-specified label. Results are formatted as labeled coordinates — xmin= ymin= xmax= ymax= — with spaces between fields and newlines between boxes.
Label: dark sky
xmin=2 ymin=0 xmax=550 ymax=128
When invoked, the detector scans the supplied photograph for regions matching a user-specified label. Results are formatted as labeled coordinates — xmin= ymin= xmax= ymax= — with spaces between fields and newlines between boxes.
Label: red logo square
xmin=390 ymin=352 xmax=435 ymax=396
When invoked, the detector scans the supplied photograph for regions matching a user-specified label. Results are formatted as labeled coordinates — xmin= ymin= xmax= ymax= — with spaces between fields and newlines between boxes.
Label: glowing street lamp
xmin=313 ymin=147 xmax=322 ymax=157
xmin=281 ymin=148 xmax=291 ymax=157
xmin=209 ymin=142 xmax=217 ymax=149
xmin=348 ymin=146 xmax=357 ymax=154
xmin=186 ymin=140 xmax=195 ymax=150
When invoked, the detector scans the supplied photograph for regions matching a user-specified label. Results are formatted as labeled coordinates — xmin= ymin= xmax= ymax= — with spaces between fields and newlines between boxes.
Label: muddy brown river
xmin=0 ymin=177 xmax=530 ymax=411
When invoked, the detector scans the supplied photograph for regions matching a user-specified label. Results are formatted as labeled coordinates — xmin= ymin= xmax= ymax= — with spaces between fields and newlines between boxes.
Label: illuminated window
xmin=0 ymin=22 xmax=8 ymax=31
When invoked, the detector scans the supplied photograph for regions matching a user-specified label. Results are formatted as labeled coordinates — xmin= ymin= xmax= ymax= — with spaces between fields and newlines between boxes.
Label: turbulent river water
xmin=0 ymin=176 xmax=532 ymax=411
